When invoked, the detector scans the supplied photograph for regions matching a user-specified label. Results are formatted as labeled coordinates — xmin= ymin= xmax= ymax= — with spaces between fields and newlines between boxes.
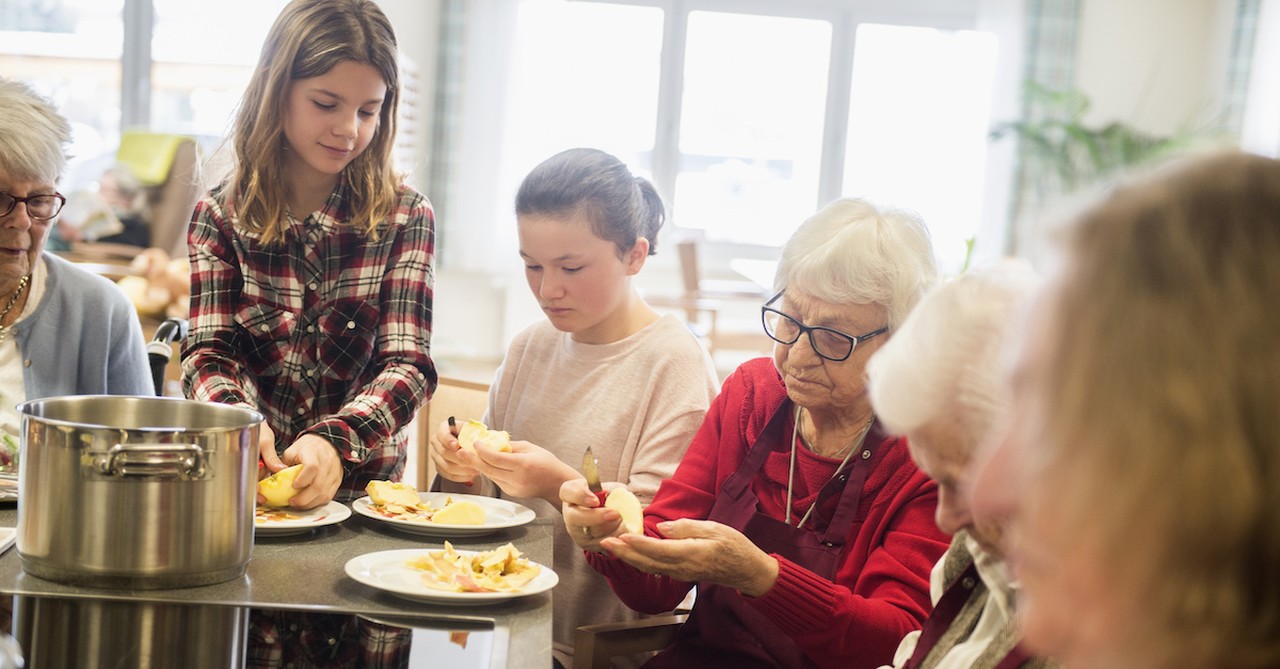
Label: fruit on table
xmin=430 ymin=499 xmax=487 ymax=525
xmin=258 ymin=464 xmax=304 ymax=507
xmin=605 ymin=487 xmax=644 ymax=534
xmin=366 ymin=480 xmax=421 ymax=506
xmin=456 ymin=419 xmax=511 ymax=453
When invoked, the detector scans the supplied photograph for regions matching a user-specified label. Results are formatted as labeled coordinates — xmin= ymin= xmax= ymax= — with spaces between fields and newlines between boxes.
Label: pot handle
xmin=96 ymin=443 xmax=207 ymax=479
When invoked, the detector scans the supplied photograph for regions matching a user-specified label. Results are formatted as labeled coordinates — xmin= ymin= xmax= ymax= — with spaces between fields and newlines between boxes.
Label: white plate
xmin=344 ymin=548 xmax=557 ymax=606
xmin=254 ymin=501 xmax=352 ymax=537
xmin=351 ymin=493 xmax=536 ymax=537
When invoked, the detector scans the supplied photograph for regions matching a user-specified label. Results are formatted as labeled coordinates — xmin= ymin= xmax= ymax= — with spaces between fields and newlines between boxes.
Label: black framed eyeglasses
xmin=761 ymin=289 xmax=889 ymax=362
xmin=0 ymin=192 xmax=66 ymax=221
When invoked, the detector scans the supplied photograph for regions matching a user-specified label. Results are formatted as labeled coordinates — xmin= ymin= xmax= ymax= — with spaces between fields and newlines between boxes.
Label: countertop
xmin=0 ymin=503 xmax=554 ymax=668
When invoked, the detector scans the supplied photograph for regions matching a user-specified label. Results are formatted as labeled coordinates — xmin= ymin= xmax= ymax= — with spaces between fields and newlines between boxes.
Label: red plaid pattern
xmin=183 ymin=179 xmax=438 ymax=499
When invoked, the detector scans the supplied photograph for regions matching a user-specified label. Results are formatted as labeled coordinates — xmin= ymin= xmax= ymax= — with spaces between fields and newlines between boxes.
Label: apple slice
xmin=605 ymin=487 xmax=644 ymax=534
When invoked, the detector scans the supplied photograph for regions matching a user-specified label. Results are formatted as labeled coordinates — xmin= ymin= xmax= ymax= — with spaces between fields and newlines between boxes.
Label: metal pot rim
xmin=17 ymin=395 xmax=264 ymax=432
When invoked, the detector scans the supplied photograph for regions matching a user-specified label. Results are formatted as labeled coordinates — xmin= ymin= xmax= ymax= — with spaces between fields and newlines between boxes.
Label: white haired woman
xmin=866 ymin=260 xmax=1055 ymax=669
xmin=561 ymin=197 xmax=950 ymax=669
xmin=0 ymin=78 xmax=152 ymax=455
xmin=973 ymin=150 xmax=1280 ymax=669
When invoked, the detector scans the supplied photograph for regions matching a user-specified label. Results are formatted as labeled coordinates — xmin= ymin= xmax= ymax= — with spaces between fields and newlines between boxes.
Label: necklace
xmin=0 ymin=274 xmax=32 ymax=346
xmin=784 ymin=405 xmax=875 ymax=529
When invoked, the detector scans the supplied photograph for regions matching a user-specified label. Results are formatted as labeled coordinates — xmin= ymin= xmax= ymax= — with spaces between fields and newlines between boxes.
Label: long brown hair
xmin=229 ymin=0 xmax=400 ymax=245
xmin=1032 ymin=150 xmax=1280 ymax=668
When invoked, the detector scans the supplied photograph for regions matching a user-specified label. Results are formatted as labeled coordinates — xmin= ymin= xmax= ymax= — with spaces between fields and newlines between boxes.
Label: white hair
xmin=0 ymin=78 xmax=71 ymax=183
xmin=867 ymin=258 xmax=1043 ymax=451
xmin=775 ymin=197 xmax=938 ymax=329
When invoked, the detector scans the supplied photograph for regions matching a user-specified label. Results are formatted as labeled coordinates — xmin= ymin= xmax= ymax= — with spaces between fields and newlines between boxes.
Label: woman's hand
xmin=428 ymin=418 xmax=479 ymax=485
xmin=468 ymin=439 xmax=579 ymax=506
xmin=561 ymin=478 xmax=623 ymax=550
xmin=599 ymin=519 xmax=780 ymax=597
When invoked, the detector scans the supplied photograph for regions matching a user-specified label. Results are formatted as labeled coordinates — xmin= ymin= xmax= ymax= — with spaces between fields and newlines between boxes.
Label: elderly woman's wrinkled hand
xmin=600 ymin=518 xmax=780 ymax=597
xmin=561 ymin=478 xmax=623 ymax=551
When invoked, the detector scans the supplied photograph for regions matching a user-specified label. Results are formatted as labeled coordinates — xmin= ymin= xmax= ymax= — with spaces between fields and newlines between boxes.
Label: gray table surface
xmin=0 ymin=503 xmax=554 ymax=668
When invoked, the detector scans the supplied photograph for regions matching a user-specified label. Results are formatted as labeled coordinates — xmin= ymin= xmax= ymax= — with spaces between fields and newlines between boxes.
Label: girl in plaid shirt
xmin=183 ymin=0 xmax=436 ymax=509
xmin=182 ymin=1 xmax=435 ymax=665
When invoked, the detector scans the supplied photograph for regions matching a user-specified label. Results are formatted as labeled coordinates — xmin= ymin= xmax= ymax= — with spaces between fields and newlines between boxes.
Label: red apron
xmin=901 ymin=562 xmax=1033 ymax=669
xmin=645 ymin=400 xmax=875 ymax=668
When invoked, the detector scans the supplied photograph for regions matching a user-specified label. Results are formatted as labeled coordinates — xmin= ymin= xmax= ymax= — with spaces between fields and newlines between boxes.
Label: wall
xmin=1074 ymin=0 xmax=1234 ymax=135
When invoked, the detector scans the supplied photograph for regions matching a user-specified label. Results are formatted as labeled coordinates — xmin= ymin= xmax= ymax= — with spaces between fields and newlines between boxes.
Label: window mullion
xmin=651 ymin=0 xmax=686 ymax=224
xmin=817 ymin=8 xmax=856 ymax=208
xmin=120 ymin=0 xmax=153 ymax=131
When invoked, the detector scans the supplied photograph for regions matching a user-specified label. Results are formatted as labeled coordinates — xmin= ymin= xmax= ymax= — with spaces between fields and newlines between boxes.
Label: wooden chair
xmin=575 ymin=613 xmax=689 ymax=669
xmin=415 ymin=376 xmax=491 ymax=489
xmin=647 ymin=238 xmax=770 ymax=355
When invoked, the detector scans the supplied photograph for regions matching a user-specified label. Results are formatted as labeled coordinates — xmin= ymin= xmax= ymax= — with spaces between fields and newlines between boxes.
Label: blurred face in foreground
xmin=906 ymin=417 xmax=1005 ymax=558
xmin=970 ymin=286 xmax=1138 ymax=669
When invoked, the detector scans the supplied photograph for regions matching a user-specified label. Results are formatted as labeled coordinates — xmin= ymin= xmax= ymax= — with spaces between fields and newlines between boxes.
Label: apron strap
xmin=816 ymin=422 xmax=883 ymax=546
xmin=994 ymin=642 xmax=1035 ymax=669
xmin=719 ymin=399 xmax=792 ymax=498
xmin=902 ymin=562 xmax=980 ymax=669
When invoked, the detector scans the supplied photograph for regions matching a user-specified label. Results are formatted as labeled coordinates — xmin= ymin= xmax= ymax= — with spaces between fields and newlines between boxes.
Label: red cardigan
xmin=587 ymin=358 xmax=949 ymax=669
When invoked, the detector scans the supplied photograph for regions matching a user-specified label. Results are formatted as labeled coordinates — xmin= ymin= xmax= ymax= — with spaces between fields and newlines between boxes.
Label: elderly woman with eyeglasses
xmin=0 ymin=78 xmax=152 ymax=442
xmin=561 ymin=197 xmax=949 ymax=669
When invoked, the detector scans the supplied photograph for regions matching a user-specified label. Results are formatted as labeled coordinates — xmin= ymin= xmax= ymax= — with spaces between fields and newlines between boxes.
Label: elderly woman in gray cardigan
xmin=0 ymin=78 xmax=152 ymax=452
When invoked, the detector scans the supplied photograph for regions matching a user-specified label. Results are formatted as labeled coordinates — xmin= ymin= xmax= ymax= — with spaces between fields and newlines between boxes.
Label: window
xmin=0 ymin=0 xmax=125 ymax=184
xmin=457 ymin=0 xmax=1004 ymax=275
xmin=675 ymin=11 xmax=831 ymax=247
xmin=842 ymin=24 xmax=998 ymax=271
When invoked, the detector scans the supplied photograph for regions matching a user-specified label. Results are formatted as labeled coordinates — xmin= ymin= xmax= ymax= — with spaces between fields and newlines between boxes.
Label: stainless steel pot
xmin=16 ymin=395 xmax=262 ymax=589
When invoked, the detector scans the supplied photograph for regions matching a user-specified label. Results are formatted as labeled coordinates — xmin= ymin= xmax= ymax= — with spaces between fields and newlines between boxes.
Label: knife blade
xmin=581 ymin=446 xmax=608 ymax=505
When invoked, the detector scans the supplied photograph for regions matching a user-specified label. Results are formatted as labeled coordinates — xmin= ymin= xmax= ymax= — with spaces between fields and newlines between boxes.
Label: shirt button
xmin=308 ymin=282 xmax=318 ymax=291
xmin=296 ymin=406 xmax=306 ymax=415
xmin=327 ymin=638 xmax=337 ymax=646
xmin=260 ymin=324 xmax=270 ymax=332
xmin=861 ymin=450 xmax=871 ymax=460
xmin=307 ymin=325 xmax=315 ymax=334
xmin=346 ymin=321 xmax=356 ymax=330
xmin=289 ymin=624 xmax=299 ymax=632
xmin=961 ymin=576 xmax=976 ymax=590
xmin=23 ymin=359 xmax=31 ymax=368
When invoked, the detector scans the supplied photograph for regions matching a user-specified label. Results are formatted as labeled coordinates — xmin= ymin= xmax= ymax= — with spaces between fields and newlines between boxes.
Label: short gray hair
xmin=0 ymin=78 xmax=71 ymax=183
xmin=867 ymin=259 xmax=1042 ymax=452
xmin=775 ymin=197 xmax=937 ymax=329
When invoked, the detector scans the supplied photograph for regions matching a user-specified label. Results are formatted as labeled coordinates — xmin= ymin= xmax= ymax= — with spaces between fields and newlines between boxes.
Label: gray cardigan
xmin=12 ymin=253 xmax=153 ymax=400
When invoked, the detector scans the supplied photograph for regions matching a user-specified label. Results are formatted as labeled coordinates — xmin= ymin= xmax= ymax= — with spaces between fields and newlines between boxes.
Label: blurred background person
xmin=866 ymin=260 xmax=1055 ymax=669
xmin=48 ymin=162 xmax=151 ymax=251
xmin=562 ymin=197 xmax=949 ymax=669
xmin=973 ymin=150 xmax=1280 ymax=669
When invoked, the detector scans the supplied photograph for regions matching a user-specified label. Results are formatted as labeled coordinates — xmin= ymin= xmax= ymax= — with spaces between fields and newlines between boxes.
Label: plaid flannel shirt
xmin=183 ymin=179 xmax=438 ymax=500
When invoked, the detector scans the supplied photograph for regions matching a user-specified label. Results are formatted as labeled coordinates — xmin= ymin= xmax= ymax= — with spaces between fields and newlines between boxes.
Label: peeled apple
xmin=258 ymin=464 xmax=304 ymax=507
xmin=366 ymin=480 xmax=421 ymax=506
xmin=605 ymin=487 xmax=644 ymax=534
xmin=430 ymin=500 xmax=487 ymax=525
xmin=456 ymin=419 xmax=511 ymax=453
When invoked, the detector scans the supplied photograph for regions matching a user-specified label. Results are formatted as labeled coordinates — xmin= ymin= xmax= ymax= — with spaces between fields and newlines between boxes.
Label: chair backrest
xmin=117 ymin=132 xmax=203 ymax=259
xmin=416 ymin=376 xmax=491 ymax=488
xmin=674 ymin=238 xmax=701 ymax=294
